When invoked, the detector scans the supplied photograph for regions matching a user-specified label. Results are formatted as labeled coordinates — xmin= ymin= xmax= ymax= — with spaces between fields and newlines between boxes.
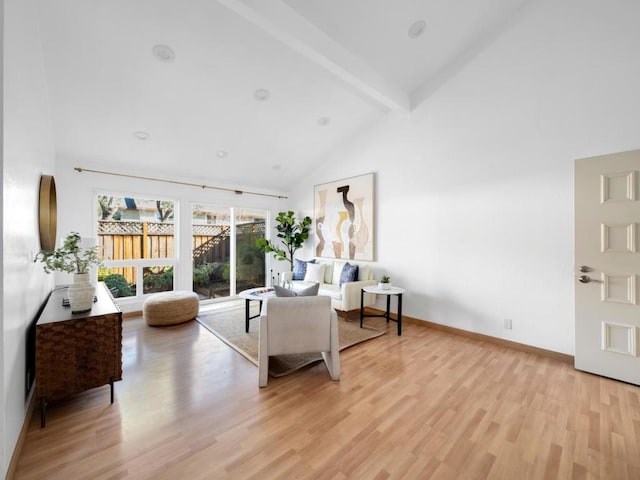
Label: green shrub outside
xmin=143 ymin=266 xmax=174 ymax=291
xmin=103 ymin=274 xmax=132 ymax=297
xmin=193 ymin=261 xmax=228 ymax=288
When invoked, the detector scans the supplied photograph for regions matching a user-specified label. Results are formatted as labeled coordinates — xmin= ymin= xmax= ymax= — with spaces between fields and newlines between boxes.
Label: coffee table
xmin=360 ymin=285 xmax=406 ymax=336
xmin=238 ymin=287 xmax=275 ymax=332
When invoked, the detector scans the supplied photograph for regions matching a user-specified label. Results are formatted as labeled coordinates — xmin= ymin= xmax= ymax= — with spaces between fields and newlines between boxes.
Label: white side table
xmin=238 ymin=287 xmax=275 ymax=332
xmin=360 ymin=285 xmax=406 ymax=336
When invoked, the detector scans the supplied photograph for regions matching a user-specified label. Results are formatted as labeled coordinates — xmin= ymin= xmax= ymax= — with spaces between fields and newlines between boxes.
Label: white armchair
xmin=258 ymin=296 xmax=340 ymax=387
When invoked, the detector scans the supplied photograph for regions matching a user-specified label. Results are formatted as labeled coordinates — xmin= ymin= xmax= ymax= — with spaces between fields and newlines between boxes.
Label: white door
xmin=575 ymin=149 xmax=640 ymax=385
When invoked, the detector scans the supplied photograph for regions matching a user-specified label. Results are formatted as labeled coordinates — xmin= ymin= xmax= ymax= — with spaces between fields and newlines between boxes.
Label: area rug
xmin=196 ymin=301 xmax=385 ymax=377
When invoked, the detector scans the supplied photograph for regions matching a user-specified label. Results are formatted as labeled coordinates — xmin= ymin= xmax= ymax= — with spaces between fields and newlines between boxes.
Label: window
xmin=96 ymin=195 xmax=267 ymax=302
xmin=97 ymin=194 xmax=176 ymax=300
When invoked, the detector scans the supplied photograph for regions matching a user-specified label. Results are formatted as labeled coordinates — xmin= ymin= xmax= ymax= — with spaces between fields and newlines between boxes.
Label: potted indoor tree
xmin=256 ymin=211 xmax=312 ymax=272
xmin=37 ymin=232 xmax=103 ymax=312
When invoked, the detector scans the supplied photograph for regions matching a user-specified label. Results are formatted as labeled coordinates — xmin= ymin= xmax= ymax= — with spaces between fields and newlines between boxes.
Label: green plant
xmin=236 ymin=236 xmax=265 ymax=284
xmin=193 ymin=263 xmax=213 ymax=288
xmin=36 ymin=232 xmax=102 ymax=274
xmin=193 ymin=261 xmax=228 ymax=288
xmin=256 ymin=211 xmax=312 ymax=271
xmin=143 ymin=266 xmax=174 ymax=291
xmin=103 ymin=273 xmax=132 ymax=297
xmin=379 ymin=275 xmax=390 ymax=283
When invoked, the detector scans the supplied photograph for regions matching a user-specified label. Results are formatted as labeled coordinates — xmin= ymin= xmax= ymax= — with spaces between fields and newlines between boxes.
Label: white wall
xmin=2 ymin=0 xmax=56 ymax=476
xmin=0 ymin=0 xmax=4 ymax=473
xmin=289 ymin=0 xmax=640 ymax=355
xmin=54 ymin=156 xmax=290 ymax=311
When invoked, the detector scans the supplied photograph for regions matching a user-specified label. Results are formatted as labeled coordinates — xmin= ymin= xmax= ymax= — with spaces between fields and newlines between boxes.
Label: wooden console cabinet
xmin=36 ymin=282 xmax=122 ymax=427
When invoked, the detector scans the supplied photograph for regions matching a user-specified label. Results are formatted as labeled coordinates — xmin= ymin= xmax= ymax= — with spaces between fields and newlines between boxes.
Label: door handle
xmin=578 ymin=275 xmax=602 ymax=283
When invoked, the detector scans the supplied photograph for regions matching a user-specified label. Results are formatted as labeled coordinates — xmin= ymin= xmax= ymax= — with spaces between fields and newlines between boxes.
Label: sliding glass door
xmin=192 ymin=204 xmax=231 ymax=299
xmin=192 ymin=205 xmax=266 ymax=300
xmin=234 ymin=208 xmax=266 ymax=292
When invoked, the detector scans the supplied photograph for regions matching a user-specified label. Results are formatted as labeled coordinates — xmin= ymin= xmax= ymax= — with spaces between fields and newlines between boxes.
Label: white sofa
xmin=281 ymin=259 xmax=377 ymax=318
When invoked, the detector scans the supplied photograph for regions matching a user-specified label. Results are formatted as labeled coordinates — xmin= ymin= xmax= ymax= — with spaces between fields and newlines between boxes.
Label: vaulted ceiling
xmin=35 ymin=0 xmax=529 ymax=192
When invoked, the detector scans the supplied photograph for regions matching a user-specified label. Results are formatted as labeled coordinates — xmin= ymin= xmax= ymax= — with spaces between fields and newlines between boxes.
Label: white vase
xmin=68 ymin=273 xmax=96 ymax=313
xmin=378 ymin=282 xmax=391 ymax=290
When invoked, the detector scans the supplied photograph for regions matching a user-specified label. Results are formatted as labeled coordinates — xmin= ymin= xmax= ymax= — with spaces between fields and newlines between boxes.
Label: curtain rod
xmin=73 ymin=167 xmax=288 ymax=199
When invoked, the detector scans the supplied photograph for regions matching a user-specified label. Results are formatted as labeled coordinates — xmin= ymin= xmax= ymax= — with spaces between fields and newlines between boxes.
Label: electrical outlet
xmin=504 ymin=319 xmax=513 ymax=330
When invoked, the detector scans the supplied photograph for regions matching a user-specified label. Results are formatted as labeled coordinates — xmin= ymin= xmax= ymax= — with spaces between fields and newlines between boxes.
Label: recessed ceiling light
xmin=317 ymin=117 xmax=330 ymax=126
xmin=254 ymin=89 xmax=270 ymax=101
xmin=152 ymin=44 xmax=175 ymax=63
xmin=134 ymin=131 xmax=150 ymax=140
xmin=408 ymin=20 xmax=427 ymax=39
xmin=216 ymin=150 xmax=228 ymax=158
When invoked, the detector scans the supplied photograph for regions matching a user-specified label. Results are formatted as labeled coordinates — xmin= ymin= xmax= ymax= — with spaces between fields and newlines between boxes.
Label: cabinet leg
xmin=110 ymin=376 xmax=115 ymax=404
xmin=40 ymin=397 xmax=47 ymax=428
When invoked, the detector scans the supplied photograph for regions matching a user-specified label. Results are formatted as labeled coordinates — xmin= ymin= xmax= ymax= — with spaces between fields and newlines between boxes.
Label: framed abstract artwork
xmin=314 ymin=173 xmax=375 ymax=261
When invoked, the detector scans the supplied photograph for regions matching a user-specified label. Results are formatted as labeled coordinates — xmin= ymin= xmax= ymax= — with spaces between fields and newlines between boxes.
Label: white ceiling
xmin=34 ymin=0 xmax=528 ymax=193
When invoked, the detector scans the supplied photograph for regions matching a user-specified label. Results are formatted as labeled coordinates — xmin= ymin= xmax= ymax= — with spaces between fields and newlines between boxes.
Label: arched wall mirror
xmin=38 ymin=175 xmax=57 ymax=252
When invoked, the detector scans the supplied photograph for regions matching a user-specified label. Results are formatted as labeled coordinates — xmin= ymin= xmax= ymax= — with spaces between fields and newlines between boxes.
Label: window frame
xmin=95 ymin=190 xmax=179 ymax=304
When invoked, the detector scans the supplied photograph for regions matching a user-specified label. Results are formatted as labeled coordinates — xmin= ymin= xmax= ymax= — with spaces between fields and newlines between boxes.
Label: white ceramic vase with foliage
xmin=37 ymin=232 xmax=103 ymax=313
xmin=68 ymin=273 xmax=96 ymax=313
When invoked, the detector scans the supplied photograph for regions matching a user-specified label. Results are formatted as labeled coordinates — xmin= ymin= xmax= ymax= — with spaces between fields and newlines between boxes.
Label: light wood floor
xmin=12 ymin=313 xmax=640 ymax=479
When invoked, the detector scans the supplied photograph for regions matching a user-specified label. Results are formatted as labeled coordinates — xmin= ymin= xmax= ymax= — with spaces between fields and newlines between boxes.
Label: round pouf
xmin=143 ymin=291 xmax=199 ymax=327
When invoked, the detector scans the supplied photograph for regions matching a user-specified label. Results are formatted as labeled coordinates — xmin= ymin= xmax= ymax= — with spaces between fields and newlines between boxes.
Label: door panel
xmin=234 ymin=208 xmax=266 ymax=293
xmin=575 ymin=149 xmax=640 ymax=385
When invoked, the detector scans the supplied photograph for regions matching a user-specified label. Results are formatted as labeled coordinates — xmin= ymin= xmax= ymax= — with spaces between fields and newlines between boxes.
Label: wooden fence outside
xmin=98 ymin=221 xmax=264 ymax=285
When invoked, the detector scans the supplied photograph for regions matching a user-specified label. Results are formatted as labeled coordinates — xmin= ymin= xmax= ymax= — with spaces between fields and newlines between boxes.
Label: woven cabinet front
xmin=36 ymin=313 xmax=122 ymax=402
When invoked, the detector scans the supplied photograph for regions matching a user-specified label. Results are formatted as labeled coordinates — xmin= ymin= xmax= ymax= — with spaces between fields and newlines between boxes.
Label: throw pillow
xmin=292 ymin=258 xmax=315 ymax=281
xmin=331 ymin=260 xmax=347 ymax=285
xmin=274 ymin=285 xmax=296 ymax=297
xmin=273 ymin=283 xmax=319 ymax=297
xmin=339 ymin=262 xmax=359 ymax=285
xmin=304 ymin=263 xmax=326 ymax=284
xmin=316 ymin=261 xmax=333 ymax=284
xmin=296 ymin=283 xmax=320 ymax=296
